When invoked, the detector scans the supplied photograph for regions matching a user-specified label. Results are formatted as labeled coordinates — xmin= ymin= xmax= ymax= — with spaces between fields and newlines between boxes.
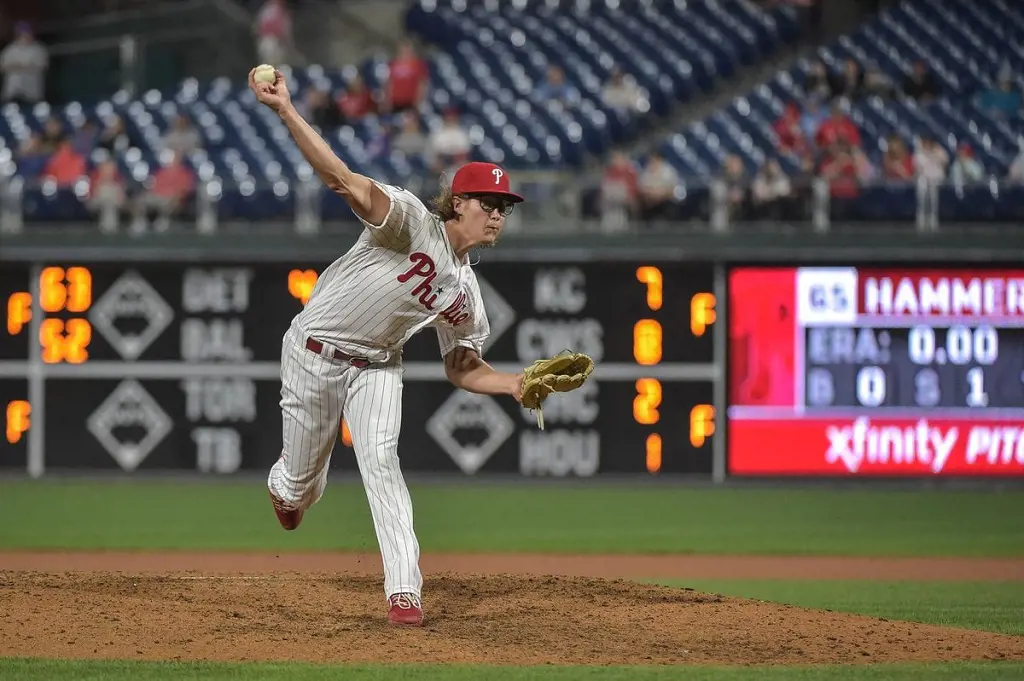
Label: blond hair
xmin=430 ymin=182 xmax=457 ymax=221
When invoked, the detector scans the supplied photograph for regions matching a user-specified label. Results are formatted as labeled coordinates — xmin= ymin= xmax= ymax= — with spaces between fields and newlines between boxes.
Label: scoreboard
xmin=728 ymin=267 xmax=1024 ymax=476
xmin=0 ymin=261 xmax=719 ymax=477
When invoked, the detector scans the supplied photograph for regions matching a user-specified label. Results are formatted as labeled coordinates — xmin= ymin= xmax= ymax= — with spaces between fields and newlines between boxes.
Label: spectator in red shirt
xmin=253 ymin=0 xmax=292 ymax=66
xmin=773 ymin=101 xmax=806 ymax=154
xmin=599 ymin=151 xmax=639 ymax=231
xmin=131 ymin=152 xmax=195 ymax=233
xmin=882 ymin=136 xmax=915 ymax=181
xmin=336 ymin=74 xmax=377 ymax=121
xmin=42 ymin=140 xmax=86 ymax=187
xmin=385 ymin=39 xmax=429 ymax=113
xmin=819 ymin=140 xmax=860 ymax=219
xmin=815 ymin=101 xmax=861 ymax=149
xmin=86 ymin=158 xmax=126 ymax=233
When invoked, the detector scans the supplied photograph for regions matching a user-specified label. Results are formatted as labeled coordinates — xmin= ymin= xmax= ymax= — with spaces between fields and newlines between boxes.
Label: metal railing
xmin=3 ymin=170 xmax=1020 ymax=237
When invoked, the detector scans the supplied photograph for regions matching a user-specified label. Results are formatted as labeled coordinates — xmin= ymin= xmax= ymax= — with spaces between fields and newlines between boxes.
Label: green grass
xmin=2 ymin=480 xmax=1023 ymax=555
xmin=2 ymin=660 xmax=1024 ymax=681
xmin=658 ymin=580 xmax=1024 ymax=635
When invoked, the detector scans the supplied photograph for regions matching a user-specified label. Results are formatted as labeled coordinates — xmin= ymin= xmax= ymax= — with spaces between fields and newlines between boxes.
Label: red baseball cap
xmin=451 ymin=162 xmax=524 ymax=203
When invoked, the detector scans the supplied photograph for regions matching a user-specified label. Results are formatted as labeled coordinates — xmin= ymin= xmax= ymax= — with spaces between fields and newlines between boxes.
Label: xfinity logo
xmin=826 ymin=417 xmax=957 ymax=474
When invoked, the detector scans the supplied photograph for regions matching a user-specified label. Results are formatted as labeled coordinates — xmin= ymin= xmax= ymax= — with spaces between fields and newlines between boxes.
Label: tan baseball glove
xmin=520 ymin=351 xmax=595 ymax=430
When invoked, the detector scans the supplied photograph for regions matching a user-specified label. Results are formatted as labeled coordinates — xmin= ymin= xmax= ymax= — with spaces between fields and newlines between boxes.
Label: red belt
xmin=305 ymin=337 xmax=370 ymax=367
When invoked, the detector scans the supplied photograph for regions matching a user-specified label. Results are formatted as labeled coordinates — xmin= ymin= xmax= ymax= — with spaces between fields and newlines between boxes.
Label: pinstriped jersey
xmin=295 ymin=181 xmax=490 ymax=362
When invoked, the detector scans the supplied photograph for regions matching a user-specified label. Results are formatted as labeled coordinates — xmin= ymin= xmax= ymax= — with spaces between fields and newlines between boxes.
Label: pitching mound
xmin=1 ymin=571 xmax=1022 ymax=666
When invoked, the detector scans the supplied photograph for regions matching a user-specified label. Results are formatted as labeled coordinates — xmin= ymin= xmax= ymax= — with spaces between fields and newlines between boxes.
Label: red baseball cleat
xmin=387 ymin=593 xmax=423 ymax=626
xmin=269 ymin=491 xmax=303 ymax=530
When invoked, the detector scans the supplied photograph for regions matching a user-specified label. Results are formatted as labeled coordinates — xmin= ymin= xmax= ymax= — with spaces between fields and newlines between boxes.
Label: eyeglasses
xmin=475 ymin=196 xmax=515 ymax=217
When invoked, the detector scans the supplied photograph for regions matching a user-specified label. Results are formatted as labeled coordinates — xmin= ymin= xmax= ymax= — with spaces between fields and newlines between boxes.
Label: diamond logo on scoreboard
xmin=426 ymin=391 xmax=515 ymax=474
xmin=89 ymin=271 xmax=174 ymax=360
xmin=87 ymin=379 xmax=172 ymax=471
xmin=476 ymin=274 xmax=515 ymax=350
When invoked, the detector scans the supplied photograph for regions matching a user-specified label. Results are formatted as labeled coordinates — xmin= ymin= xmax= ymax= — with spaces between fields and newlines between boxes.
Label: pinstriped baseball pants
xmin=268 ymin=322 xmax=422 ymax=599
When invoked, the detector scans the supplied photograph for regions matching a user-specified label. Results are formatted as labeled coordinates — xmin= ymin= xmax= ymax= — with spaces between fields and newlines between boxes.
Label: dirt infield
xmin=1 ymin=552 xmax=1023 ymax=666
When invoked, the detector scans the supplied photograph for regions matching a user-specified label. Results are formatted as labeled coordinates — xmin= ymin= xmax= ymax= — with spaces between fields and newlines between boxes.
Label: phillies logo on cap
xmin=452 ymin=162 xmax=524 ymax=203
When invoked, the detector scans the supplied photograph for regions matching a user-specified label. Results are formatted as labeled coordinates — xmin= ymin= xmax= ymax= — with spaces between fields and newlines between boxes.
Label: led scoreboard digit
xmin=1 ymin=264 xmax=31 ymax=469
xmin=728 ymin=267 xmax=1024 ymax=477
xmin=1 ymin=261 xmax=718 ymax=477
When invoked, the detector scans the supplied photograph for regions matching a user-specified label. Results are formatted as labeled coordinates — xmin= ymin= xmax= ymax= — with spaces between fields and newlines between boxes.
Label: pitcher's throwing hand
xmin=248 ymin=66 xmax=291 ymax=113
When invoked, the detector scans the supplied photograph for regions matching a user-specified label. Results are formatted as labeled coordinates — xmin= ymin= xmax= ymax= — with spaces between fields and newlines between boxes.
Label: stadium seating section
xmin=656 ymin=0 xmax=1024 ymax=222
xmin=1 ymin=0 xmax=1022 ymax=225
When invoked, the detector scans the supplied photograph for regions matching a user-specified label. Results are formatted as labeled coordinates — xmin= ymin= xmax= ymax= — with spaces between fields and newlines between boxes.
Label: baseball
xmin=253 ymin=64 xmax=276 ymax=84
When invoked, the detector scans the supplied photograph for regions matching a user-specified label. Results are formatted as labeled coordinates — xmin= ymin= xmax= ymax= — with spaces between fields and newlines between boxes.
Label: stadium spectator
xmin=800 ymin=98 xmax=827 ymax=144
xmin=902 ymin=61 xmax=940 ymax=101
xmin=426 ymin=107 xmax=470 ymax=173
xmin=881 ymin=136 xmax=914 ymax=181
xmin=131 ymin=152 xmax=195 ymax=233
xmin=253 ymin=0 xmax=292 ymax=66
xmin=385 ymin=39 xmax=429 ymax=113
xmin=535 ymin=65 xmax=578 ymax=108
xmin=750 ymin=159 xmax=792 ymax=220
xmin=363 ymin=117 xmax=393 ymax=161
xmin=831 ymin=58 xmax=863 ymax=101
xmin=86 ymin=158 xmax=127 ymax=233
xmin=975 ymin=70 xmax=1022 ymax=118
xmin=71 ymin=120 xmax=99 ymax=156
xmin=14 ymin=132 xmax=48 ymax=179
xmin=851 ymin=145 xmax=877 ymax=184
xmin=861 ymin=66 xmax=895 ymax=99
xmin=162 ymin=114 xmax=202 ymax=157
xmin=721 ymin=154 xmax=748 ymax=221
xmin=41 ymin=139 xmax=86 ymax=187
xmin=819 ymin=140 xmax=860 ymax=218
xmin=0 ymin=22 xmax=48 ymax=105
xmin=949 ymin=143 xmax=985 ymax=184
xmin=773 ymin=102 xmax=807 ymax=155
xmin=97 ymin=115 xmax=137 ymax=154
xmin=815 ymin=100 xmax=861 ymax=149
xmin=1008 ymin=147 xmax=1024 ymax=184
xmin=913 ymin=135 xmax=950 ymax=183
xmin=391 ymin=111 xmax=427 ymax=159
xmin=298 ymin=86 xmax=341 ymax=131
xmin=804 ymin=60 xmax=833 ymax=101
xmin=40 ymin=116 xmax=64 ymax=153
xmin=790 ymin=152 xmax=818 ymax=218
xmin=599 ymin=151 xmax=639 ymax=231
xmin=602 ymin=67 xmax=643 ymax=115
xmin=336 ymin=74 xmax=377 ymax=121
xmin=637 ymin=152 xmax=679 ymax=221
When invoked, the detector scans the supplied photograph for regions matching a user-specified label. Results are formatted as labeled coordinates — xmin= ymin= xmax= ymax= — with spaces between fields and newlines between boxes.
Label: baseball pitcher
xmin=248 ymin=66 xmax=593 ymax=626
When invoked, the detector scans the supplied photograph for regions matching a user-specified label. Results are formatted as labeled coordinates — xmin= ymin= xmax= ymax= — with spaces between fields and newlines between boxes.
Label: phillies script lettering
xmin=397 ymin=252 xmax=470 ymax=325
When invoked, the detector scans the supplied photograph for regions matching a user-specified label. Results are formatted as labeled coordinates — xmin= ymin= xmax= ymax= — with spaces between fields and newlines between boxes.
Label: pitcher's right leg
xmin=344 ymin=362 xmax=423 ymax=615
xmin=268 ymin=325 xmax=352 ymax=528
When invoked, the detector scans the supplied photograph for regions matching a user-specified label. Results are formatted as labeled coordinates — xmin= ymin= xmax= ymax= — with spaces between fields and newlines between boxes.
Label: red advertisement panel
xmin=729 ymin=417 xmax=1024 ymax=476
xmin=728 ymin=268 xmax=796 ymax=407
